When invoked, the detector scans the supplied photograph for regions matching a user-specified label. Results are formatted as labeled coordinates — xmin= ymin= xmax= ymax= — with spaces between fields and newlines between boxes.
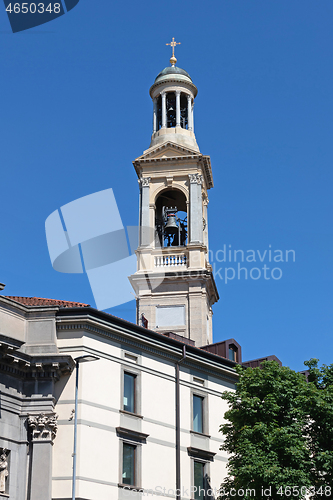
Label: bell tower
xmin=129 ymin=40 xmax=219 ymax=347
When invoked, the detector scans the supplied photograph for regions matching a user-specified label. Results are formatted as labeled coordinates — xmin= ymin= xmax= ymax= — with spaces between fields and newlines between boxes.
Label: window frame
xmin=121 ymin=366 xmax=141 ymax=416
xmin=117 ymin=428 xmax=147 ymax=491
xmin=191 ymin=391 xmax=208 ymax=435
xmin=123 ymin=372 xmax=136 ymax=413
xmin=121 ymin=442 xmax=136 ymax=487
xmin=192 ymin=394 xmax=204 ymax=434
xmin=118 ymin=439 xmax=143 ymax=490
xmin=192 ymin=459 xmax=210 ymax=500
xmin=228 ymin=343 xmax=238 ymax=362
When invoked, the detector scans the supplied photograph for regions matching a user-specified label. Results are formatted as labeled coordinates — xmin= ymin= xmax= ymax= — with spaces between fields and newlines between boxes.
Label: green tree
xmin=219 ymin=361 xmax=312 ymax=500
xmin=304 ymin=359 xmax=333 ymax=499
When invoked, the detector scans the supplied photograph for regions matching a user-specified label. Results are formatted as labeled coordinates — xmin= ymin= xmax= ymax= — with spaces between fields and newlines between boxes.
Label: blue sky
xmin=1 ymin=0 xmax=332 ymax=372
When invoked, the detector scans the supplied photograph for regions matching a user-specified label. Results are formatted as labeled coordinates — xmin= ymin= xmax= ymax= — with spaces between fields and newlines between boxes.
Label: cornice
xmin=57 ymin=318 xmax=182 ymax=364
xmin=56 ymin=312 xmax=237 ymax=382
xmin=0 ymin=338 xmax=74 ymax=380
xmin=134 ymin=154 xmax=200 ymax=166
xmin=149 ymin=78 xmax=198 ymax=98
xmin=199 ymin=155 xmax=214 ymax=189
xmin=134 ymin=141 xmax=200 ymax=163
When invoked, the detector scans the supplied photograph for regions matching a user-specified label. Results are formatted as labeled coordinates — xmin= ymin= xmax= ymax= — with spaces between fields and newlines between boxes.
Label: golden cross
xmin=166 ymin=37 xmax=181 ymax=58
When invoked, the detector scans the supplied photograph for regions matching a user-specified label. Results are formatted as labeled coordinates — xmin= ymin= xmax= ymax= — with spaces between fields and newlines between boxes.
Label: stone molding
xmin=116 ymin=427 xmax=149 ymax=443
xmin=187 ymin=446 xmax=216 ymax=462
xmin=189 ymin=173 xmax=203 ymax=185
xmin=28 ymin=412 xmax=58 ymax=442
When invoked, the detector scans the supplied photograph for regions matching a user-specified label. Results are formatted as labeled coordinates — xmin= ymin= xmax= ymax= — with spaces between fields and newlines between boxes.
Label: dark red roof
xmin=5 ymin=296 xmax=90 ymax=308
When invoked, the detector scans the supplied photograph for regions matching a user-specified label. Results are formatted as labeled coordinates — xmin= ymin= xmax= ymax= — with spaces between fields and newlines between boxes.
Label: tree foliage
xmin=304 ymin=359 xmax=333 ymax=499
xmin=219 ymin=360 xmax=333 ymax=500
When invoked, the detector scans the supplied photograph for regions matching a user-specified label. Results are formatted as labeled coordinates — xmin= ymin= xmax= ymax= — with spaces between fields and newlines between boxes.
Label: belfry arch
xmin=155 ymin=188 xmax=188 ymax=248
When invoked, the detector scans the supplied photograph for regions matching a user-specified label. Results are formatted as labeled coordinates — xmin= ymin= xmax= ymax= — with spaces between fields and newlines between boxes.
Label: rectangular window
xmin=123 ymin=372 xmax=136 ymax=413
xmin=122 ymin=443 xmax=136 ymax=486
xmin=194 ymin=461 xmax=205 ymax=500
xmin=193 ymin=395 xmax=204 ymax=433
xmin=229 ymin=347 xmax=236 ymax=361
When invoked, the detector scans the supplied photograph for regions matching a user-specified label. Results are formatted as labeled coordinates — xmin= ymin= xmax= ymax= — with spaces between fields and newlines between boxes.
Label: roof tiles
xmin=5 ymin=296 xmax=90 ymax=308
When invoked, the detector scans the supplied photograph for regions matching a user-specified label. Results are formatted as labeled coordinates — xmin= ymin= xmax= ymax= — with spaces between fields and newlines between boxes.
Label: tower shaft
xmin=130 ymin=56 xmax=218 ymax=347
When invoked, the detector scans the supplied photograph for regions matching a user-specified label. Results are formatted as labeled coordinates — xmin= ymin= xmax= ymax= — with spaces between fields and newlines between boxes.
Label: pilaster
xmin=189 ymin=174 xmax=204 ymax=244
xmin=139 ymin=177 xmax=151 ymax=247
xmin=27 ymin=413 xmax=58 ymax=500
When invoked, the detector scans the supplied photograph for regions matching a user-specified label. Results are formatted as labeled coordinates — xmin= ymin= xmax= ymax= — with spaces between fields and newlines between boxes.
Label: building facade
xmin=0 ymin=294 xmax=238 ymax=500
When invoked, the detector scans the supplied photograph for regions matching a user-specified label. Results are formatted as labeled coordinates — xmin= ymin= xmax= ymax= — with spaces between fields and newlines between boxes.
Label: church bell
xmin=164 ymin=214 xmax=178 ymax=235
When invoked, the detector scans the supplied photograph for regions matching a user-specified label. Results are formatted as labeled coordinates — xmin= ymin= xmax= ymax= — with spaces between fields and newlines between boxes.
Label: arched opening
xmin=180 ymin=93 xmax=188 ymax=129
xmin=155 ymin=92 xmax=191 ymax=131
xmin=155 ymin=189 xmax=187 ymax=247
xmin=166 ymin=92 xmax=176 ymax=128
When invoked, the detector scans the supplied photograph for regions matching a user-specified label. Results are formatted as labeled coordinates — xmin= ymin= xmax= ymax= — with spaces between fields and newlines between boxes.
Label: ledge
xmin=119 ymin=410 xmax=143 ymax=419
xmin=118 ymin=483 xmax=143 ymax=492
xmin=190 ymin=430 xmax=211 ymax=438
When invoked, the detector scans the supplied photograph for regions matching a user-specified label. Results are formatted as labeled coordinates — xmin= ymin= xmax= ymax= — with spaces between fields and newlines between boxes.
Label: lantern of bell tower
xmin=129 ymin=40 xmax=218 ymax=347
xmin=150 ymin=38 xmax=199 ymax=152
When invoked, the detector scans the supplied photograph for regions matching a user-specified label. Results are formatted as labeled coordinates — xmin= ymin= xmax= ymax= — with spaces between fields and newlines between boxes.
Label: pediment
xmin=133 ymin=141 xmax=214 ymax=190
xmin=136 ymin=142 xmax=201 ymax=162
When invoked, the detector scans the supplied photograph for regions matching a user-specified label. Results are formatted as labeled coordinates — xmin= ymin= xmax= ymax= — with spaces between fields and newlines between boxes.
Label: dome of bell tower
xmin=154 ymin=66 xmax=194 ymax=86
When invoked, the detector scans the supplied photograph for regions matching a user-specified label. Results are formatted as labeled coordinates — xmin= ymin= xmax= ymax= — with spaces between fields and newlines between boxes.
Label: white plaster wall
xmin=53 ymin=326 xmax=235 ymax=500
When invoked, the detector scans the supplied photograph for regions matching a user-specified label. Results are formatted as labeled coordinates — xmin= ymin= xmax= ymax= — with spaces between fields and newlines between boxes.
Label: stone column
xmin=191 ymin=101 xmax=194 ymax=133
xmin=187 ymin=95 xmax=193 ymax=131
xmin=140 ymin=177 xmax=151 ymax=247
xmin=161 ymin=92 xmax=167 ymax=129
xmin=27 ymin=413 xmax=58 ymax=500
xmin=153 ymin=98 xmax=158 ymax=133
xmin=189 ymin=174 xmax=203 ymax=244
xmin=176 ymin=91 xmax=181 ymax=127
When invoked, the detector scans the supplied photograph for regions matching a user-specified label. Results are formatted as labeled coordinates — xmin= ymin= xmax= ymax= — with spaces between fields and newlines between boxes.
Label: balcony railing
xmin=154 ymin=254 xmax=187 ymax=267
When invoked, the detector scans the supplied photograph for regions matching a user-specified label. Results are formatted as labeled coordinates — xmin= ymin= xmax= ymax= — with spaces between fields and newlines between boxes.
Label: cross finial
xmin=166 ymin=37 xmax=181 ymax=66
